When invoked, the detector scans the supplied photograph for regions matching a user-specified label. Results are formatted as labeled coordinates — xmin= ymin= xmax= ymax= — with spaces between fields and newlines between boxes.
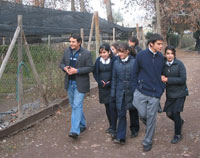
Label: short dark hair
xmin=99 ymin=43 xmax=112 ymax=57
xmin=117 ymin=42 xmax=129 ymax=52
xmin=128 ymin=36 xmax=139 ymax=46
xmin=165 ymin=45 xmax=176 ymax=57
xmin=147 ymin=33 xmax=163 ymax=45
xmin=69 ymin=34 xmax=82 ymax=44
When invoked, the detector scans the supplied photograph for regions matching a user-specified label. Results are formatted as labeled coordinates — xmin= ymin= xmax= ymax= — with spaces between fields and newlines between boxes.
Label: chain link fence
xmin=0 ymin=34 xmax=73 ymax=129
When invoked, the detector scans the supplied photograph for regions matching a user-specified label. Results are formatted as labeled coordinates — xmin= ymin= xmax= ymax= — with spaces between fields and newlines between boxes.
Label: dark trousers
xmin=129 ymin=108 xmax=140 ymax=133
xmin=116 ymin=101 xmax=127 ymax=140
xmin=105 ymin=103 xmax=112 ymax=127
xmin=166 ymin=112 xmax=183 ymax=135
xmin=109 ymin=100 xmax=118 ymax=131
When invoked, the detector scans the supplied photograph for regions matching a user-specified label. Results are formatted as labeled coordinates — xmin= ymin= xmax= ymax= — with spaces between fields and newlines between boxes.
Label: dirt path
xmin=0 ymin=50 xmax=200 ymax=158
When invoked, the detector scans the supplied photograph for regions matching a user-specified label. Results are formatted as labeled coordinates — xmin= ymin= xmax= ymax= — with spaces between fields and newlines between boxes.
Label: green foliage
xmin=0 ymin=44 xmax=63 ymax=95
xmin=193 ymin=30 xmax=200 ymax=39
xmin=167 ymin=33 xmax=179 ymax=48
xmin=145 ymin=32 xmax=154 ymax=40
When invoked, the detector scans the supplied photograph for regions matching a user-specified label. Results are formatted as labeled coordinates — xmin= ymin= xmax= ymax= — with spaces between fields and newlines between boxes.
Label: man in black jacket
xmin=60 ymin=34 xmax=93 ymax=139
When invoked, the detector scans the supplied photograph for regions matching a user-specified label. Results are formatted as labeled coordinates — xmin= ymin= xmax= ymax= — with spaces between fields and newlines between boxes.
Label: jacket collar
xmin=164 ymin=57 xmax=178 ymax=66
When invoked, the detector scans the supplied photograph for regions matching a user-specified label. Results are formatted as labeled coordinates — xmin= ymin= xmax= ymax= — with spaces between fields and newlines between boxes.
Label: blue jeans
xmin=67 ymin=80 xmax=86 ymax=135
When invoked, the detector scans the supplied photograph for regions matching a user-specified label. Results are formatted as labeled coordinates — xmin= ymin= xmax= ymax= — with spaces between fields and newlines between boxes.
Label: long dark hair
xmin=129 ymin=46 xmax=136 ymax=57
xmin=165 ymin=45 xmax=176 ymax=57
xmin=128 ymin=36 xmax=139 ymax=46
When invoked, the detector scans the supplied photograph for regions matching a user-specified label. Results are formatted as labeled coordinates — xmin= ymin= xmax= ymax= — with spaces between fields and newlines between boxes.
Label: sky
xmin=20 ymin=0 xmax=151 ymax=28
xmin=91 ymin=0 xmax=150 ymax=28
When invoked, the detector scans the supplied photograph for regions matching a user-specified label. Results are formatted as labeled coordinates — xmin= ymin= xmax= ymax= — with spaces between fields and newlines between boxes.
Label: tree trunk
xmin=104 ymin=0 xmax=113 ymax=22
xmin=34 ymin=0 xmax=39 ymax=6
xmin=16 ymin=0 xmax=22 ymax=4
xmin=79 ymin=0 xmax=86 ymax=12
xmin=71 ymin=0 xmax=76 ymax=11
xmin=155 ymin=0 xmax=161 ymax=35
xmin=40 ymin=0 xmax=45 ymax=8
xmin=178 ymin=34 xmax=183 ymax=48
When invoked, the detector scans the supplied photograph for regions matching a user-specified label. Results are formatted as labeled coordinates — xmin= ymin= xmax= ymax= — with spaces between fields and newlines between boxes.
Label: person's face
xmin=70 ymin=37 xmax=81 ymax=50
xmin=118 ymin=49 xmax=129 ymax=59
xmin=111 ymin=46 xmax=118 ymax=55
xmin=149 ymin=40 xmax=163 ymax=52
xmin=99 ymin=49 xmax=110 ymax=60
xmin=165 ymin=49 xmax=175 ymax=62
xmin=128 ymin=40 xmax=136 ymax=47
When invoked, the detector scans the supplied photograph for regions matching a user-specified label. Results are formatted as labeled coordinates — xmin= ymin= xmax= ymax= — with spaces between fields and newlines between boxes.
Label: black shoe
xmin=111 ymin=133 xmax=116 ymax=140
xmin=68 ymin=132 xmax=78 ymax=139
xmin=105 ymin=127 xmax=112 ymax=134
xmin=158 ymin=104 xmax=162 ymax=113
xmin=130 ymin=131 xmax=138 ymax=138
xmin=80 ymin=127 xmax=86 ymax=133
xmin=113 ymin=138 xmax=125 ymax=145
xmin=158 ymin=108 xmax=162 ymax=113
xmin=143 ymin=144 xmax=152 ymax=152
xmin=171 ymin=135 xmax=182 ymax=144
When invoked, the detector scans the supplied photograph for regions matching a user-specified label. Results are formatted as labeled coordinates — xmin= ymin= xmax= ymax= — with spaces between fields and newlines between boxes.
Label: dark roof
xmin=0 ymin=1 xmax=133 ymax=38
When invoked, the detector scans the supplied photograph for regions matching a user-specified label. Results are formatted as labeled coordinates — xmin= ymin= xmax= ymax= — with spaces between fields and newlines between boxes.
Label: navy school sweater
xmin=132 ymin=48 xmax=165 ymax=98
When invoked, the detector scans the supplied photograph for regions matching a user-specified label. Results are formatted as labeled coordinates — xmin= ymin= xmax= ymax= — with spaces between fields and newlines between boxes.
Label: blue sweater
xmin=132 ymin=48 xmax=165 ymax=98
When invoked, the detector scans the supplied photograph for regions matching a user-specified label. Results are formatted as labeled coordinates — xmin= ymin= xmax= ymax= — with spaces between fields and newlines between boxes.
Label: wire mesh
xmin=0 ymin=35 xmax=67 ymax=128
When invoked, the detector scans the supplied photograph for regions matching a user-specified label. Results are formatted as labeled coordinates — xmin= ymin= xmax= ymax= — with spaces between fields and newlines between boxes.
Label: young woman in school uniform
xmin=161 ymin=45 xmax=189 ymax=144
xmin=93 ymin=43 xmax=116 ymax=134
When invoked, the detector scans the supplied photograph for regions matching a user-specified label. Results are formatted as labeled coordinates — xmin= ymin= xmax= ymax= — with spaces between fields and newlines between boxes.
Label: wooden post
xmin=0 ymin=26 xmax=20 ymax=80
xmin=136 ymin=23 xmax=140 ymax=40
xmin=94 ymin=11 xmax=100 ymax=59
xmin=22 ymin=31 xmax=49 ymax=106
xmin=47 ymin=35 xmax=51 ymax=49
xmin=2 ymin=37 xmax=5 ymax=46
xmin=80 ymin=28 xmax=85 ymax=48
xmin=87 ymin=14 xmax=95 ymax=51
xmin=17 ymin=15 xmax=23 ymax=118
xmin=113 ymin=28 xmax=115 ymax=43
xmin=141 ymin=27 xmax=146 ymax=49
xmin=155 ymin=0 xmax=161 ymax=34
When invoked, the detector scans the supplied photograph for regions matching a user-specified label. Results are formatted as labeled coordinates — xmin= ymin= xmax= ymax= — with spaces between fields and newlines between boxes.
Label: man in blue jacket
xmin=132 ymin=34 xmax=165 ymax=151
xmin=60 ymin=34 xmax=93 ymax=139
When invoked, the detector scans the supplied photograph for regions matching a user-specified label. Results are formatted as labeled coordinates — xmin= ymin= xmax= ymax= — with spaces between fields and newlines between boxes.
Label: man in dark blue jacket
xmin=132 ymin=34 xmax=165 ymax=151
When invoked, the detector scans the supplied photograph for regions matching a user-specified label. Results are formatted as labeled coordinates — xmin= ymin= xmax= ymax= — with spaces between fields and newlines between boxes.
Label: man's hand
xmin=64 ymin=66 xmax=78 ymax=75
xmin=161 ymin=75 xmax=168 ymax=83
xmin=68 ymin=67 xmax=78 ymax=75
xmin=64 ymin=66 xmax=70 ymax=73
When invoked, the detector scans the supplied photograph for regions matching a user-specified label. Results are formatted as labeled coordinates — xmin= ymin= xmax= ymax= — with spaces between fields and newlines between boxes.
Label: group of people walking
xmin=60 ymin=33 xmax=188 ymax=152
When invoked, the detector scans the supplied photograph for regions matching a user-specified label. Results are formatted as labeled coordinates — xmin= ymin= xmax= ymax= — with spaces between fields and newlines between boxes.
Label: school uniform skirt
xmin=163 ymin=97 xmax=186 ymax=112
xmin=98 ymin=87 xmax=111 ymax=104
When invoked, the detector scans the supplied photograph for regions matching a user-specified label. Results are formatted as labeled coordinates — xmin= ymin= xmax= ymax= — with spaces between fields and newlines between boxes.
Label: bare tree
xmin=71 ymin=0 xmax=76 ymax=11
xmin=79 ymin=0 xmax=86 ymax=12
xmin=34 ymin=0 xmax=40 ymax=6
xmin=155 ymin=0 xmax=161 ymax=34
xmin=16 ymin=0 xmax=22 ymax=4
xmin=104 ymin=0 xmax=114 ymax=22
xmin=40 ymin=0 xmax=45 ymax=8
